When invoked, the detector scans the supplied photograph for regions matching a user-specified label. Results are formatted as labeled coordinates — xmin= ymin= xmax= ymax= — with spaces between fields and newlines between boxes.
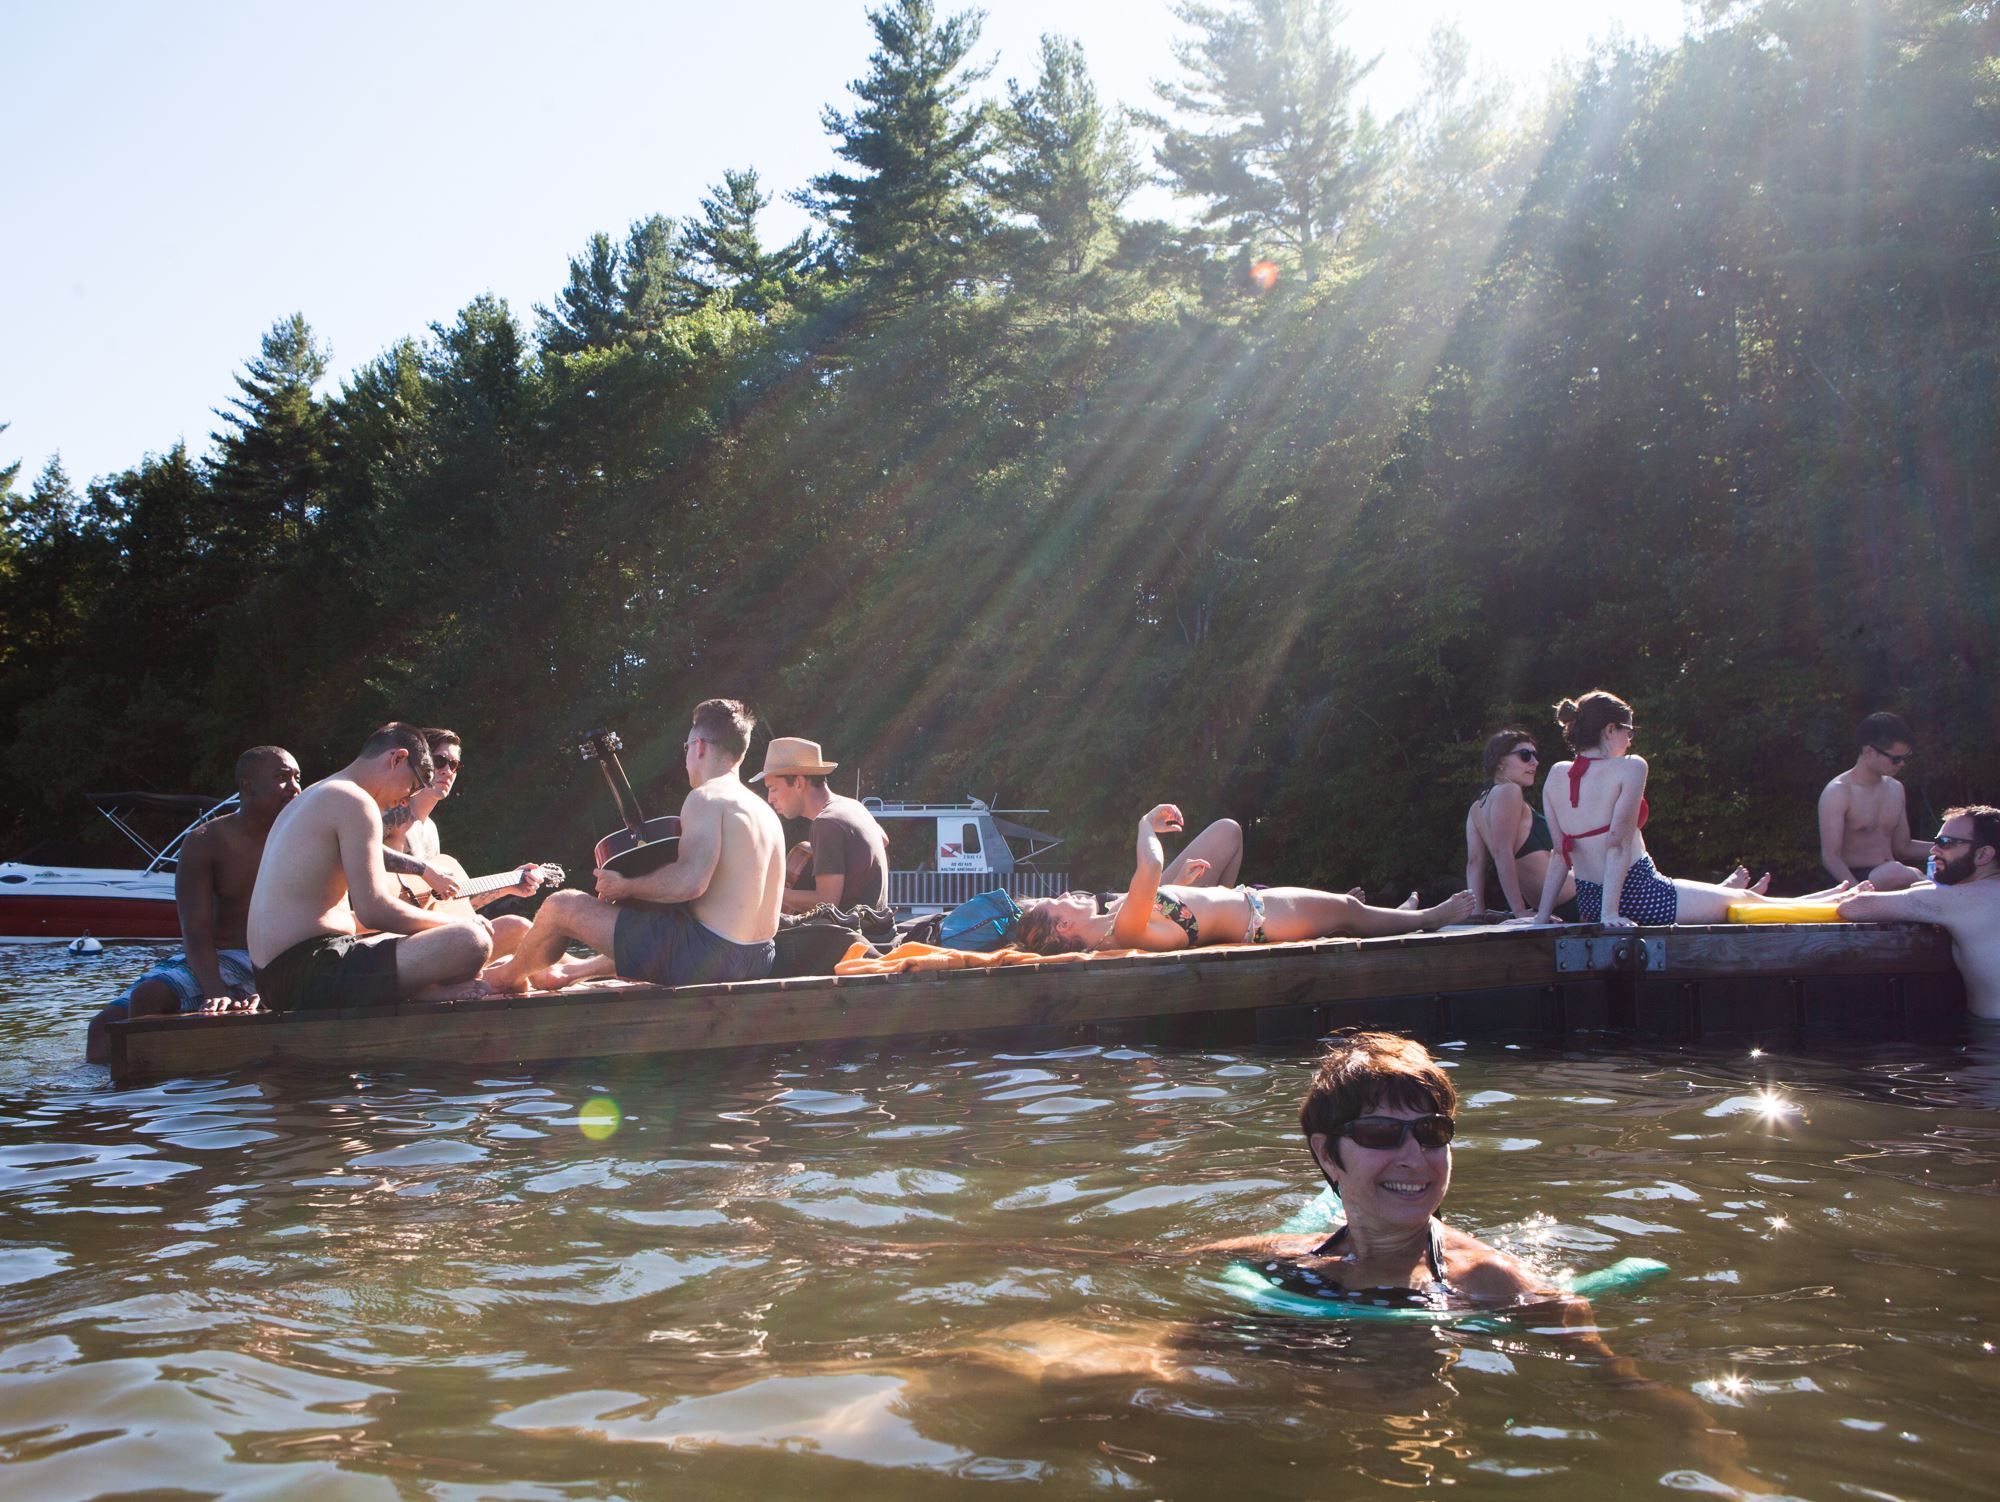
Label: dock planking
xmin=104 ymin=921 xmax=1966 ymax=1082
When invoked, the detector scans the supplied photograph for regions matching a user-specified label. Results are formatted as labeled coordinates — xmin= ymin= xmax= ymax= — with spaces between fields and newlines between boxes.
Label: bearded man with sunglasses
xmin=247 ymin=723 xmax=494 ymax=1010
xmin=378 ymin=727 xmax=548 ymax=959
xmin=1839 ymin=806 xmax=2000 ymax=1020
xmin=1818 ymin=711 xmax=1931 ymax=890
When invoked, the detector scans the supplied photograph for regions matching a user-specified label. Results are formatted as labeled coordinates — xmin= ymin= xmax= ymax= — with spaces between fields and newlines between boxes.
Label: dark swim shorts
xmin=254 ymin=933 xmax=404 ymax=1012
xmin=613 ymin=904 xmax=775 ymax=988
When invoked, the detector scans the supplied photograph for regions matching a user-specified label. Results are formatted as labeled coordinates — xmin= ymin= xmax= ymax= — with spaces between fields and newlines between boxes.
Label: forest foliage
xmin=3 ymin=0 xmax=1995 ymax=893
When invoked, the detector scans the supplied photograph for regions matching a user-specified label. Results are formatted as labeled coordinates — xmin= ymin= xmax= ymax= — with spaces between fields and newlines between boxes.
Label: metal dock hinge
xmin=1555 ymin=936 xmax=1665 ymax=973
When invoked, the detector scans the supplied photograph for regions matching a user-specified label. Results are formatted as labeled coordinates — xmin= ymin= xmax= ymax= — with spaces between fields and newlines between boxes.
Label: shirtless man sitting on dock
xmin=1818 ymin=712 xmax=1931 ymax=890
xmin=247 ymin=723 xmax=493 ymax=1010
xmin=482 ymin=699 xmax=784 ymax=994
xmin=1838 ymin=805 xmax=2000 ymax=1021
xmin=86 ymin=745 xmax=302 ymax=1061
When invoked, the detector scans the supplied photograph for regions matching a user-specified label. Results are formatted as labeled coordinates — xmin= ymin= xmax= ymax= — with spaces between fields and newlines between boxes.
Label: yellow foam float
xmin=1728 ymin=901 xmax=1845 ymax=924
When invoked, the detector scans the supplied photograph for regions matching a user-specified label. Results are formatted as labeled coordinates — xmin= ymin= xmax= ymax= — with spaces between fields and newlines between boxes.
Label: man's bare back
xmin=686 ymin=776 xmax=785 ymax=945
xmin=249 ymin=778 xmax=389 ymax=962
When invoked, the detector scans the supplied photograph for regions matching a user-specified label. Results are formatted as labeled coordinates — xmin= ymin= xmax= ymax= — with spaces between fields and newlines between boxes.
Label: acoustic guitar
xmin=401 ymin=855 xmax=565 ymax=921
xmin=579 ymin=728 xmax=681 ymax=879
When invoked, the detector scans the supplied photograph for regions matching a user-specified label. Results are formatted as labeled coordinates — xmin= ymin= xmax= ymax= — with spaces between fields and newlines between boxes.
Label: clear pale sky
xmin=1 ymin=1 xmax=1688 ymax=487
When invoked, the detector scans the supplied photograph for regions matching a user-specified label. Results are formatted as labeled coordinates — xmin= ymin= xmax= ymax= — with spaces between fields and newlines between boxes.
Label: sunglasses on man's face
xmin=434 ymin=754 xmax=461 ymax=772
xmin=1339 ymin=1114 xmax=1456 ymax=1151
xmin=1870 ymin=746 xmax=1909 ymax=766
xmin=1933 ymin=833 xmax=1973 ymax=849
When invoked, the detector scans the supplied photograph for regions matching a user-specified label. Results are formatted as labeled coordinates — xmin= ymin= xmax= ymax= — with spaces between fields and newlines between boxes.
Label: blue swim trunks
xmin=613 ymin=905 xmax=775 ymax=988
xmin=95 ymin=947 xmax=258 ymax=1022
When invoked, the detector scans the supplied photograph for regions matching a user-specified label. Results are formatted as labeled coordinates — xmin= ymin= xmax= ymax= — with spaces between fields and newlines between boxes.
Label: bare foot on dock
xmin=1421 ymin=891 xmax=1478 ymax=930
xmin=1721 ymin=866 xmax=1772 ymax=893
xmin=527 ymin=954 xmax=616 ymax=992
xmin=1347 ymin=886 xmax=1367 ymax=901
xmin=478 ymin=956 xmax=533 ymax=996
xmin=1399 ymin=891 xmax=1421 ymax=910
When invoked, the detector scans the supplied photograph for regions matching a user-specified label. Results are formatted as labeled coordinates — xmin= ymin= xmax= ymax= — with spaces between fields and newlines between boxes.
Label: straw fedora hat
xmin=751 ymin=736 xmax=839 ymax=782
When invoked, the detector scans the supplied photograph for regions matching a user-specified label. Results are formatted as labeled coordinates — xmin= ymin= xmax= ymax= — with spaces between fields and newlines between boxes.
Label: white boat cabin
xmin=860 ymin=797 xmax=1069 ymax=914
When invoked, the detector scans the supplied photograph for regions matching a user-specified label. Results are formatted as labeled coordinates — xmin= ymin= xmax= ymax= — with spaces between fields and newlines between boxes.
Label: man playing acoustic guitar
xmin=380 ymin=726 xmax=559 ymax=960
xmin=481 ymin=699 xmax=784 ymax=994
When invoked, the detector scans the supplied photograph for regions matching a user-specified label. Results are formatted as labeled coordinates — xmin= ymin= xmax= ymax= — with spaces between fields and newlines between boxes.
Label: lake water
xmin=2 ymin=942 xmax=1996 ymax=1498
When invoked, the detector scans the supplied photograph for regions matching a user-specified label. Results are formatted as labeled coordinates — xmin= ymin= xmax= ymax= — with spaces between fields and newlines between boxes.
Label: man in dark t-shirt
xmin=753 ymin=736 xmax=890 ymax=913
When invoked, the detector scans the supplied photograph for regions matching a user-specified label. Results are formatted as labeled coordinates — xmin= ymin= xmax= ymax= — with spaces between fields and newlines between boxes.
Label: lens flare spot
xmin=1249 ymin=259 xmax=1279 ymax=291
xmin=579 ymin=1096 xmax=622 ymax=1141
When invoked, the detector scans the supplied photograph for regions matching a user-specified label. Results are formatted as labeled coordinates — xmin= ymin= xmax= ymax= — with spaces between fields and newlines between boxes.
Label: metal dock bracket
xmin=1556 ymin=935 xmax=1665 ymax=974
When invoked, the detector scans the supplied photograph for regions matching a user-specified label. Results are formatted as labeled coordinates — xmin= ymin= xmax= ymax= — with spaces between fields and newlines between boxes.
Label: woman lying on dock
xmin=1535 ymin=690 xmax=1811 ymax=928
xmin=1014 ymin=805 xmax=1476 ymax=953
xmin=1465 ymin=727 xmax=1576 ymax=920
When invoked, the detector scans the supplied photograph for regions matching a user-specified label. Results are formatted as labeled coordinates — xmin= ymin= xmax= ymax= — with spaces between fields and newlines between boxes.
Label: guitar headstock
xmin=578 ymin=729 xmax=623 ymax=763
xmin=536 ymin=863 xmax=566 ymax=889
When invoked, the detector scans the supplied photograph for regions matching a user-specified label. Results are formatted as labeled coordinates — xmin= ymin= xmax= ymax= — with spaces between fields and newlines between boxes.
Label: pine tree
xmin=209 ymin=313 xmax=330 ymax=552
xmin=684 ymin=169 xmax=818 ymax=312
xmin=993 ymin=36 xmax=1142 ymax=282
xmin=537 ymin=233 xmax=626 ymax=356
xmin=803 ymin=0 xmax=993 ymax=293
xmin=1143 ymin=0 xmax=1382 ymax=280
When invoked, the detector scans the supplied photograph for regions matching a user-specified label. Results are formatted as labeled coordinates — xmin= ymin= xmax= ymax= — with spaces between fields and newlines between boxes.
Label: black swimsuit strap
xmin=1312 ymin=1220 xmax=1448 ymax=1283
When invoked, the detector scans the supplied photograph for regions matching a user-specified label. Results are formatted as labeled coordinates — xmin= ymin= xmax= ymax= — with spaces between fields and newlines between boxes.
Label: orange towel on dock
xmin=834 ymin=941 xmax=1144 ymax=975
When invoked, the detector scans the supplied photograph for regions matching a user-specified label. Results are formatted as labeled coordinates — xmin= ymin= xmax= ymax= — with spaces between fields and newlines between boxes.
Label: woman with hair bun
xmin=1534 ymin=691 xmax=1787 ymax=928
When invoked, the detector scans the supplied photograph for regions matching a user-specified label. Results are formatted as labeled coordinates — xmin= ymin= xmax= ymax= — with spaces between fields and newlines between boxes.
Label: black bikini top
xmin=1256 ymin=1219 xmax=1455 ymax=1308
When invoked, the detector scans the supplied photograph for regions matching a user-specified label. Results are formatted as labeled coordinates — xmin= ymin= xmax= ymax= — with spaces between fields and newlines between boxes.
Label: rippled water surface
xmin=3 ymin=943 xmax=1998 ymax=1498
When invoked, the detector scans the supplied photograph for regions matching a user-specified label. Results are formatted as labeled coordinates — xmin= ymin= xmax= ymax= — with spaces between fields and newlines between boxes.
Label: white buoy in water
xmin=68 ymin=933 xmax=103 ymax=955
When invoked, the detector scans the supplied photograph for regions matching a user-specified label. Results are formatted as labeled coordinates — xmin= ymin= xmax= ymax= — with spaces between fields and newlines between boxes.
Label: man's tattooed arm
xmin=382 ymin=847 xmax=428 ymax=876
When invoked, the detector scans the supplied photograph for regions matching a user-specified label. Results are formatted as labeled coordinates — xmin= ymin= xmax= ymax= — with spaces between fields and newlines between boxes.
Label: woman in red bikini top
xmin=1534 ymin=690 xmax=1790 ymax=928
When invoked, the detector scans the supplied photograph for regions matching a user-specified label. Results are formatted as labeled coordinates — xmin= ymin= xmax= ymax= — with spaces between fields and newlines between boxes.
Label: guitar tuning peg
xmin=605 ymin=732 xmax=623 ymax=752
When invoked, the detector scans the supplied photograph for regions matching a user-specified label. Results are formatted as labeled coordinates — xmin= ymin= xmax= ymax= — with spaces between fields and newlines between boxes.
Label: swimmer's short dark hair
xmin=1859 ymin=712 xmax=1914 ymax=752
xmin=1015 ymin=902 xmax=1090 ymax=954
xmin=1299 ymin=1030 xmax=1457 ymax=1145
xmin=1481 ymin=728 xmax=1536 ymax=781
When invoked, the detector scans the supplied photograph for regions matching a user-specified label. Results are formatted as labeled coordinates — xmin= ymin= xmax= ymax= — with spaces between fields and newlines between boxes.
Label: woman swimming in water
xmin=1534 ymin=690 xmax=1795 ymax=927
xmin=1200 ymin=1029 xmax=1543 ymax=1305
xmin=1465 ymin=727 xmax=1576 ymax=920
xmin=1014 ymin=805 xmax=1475 ymax=954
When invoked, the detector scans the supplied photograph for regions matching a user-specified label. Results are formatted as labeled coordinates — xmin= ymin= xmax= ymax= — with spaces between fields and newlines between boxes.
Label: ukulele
xmin=401 ymin=856 xmax=565 ymax=920
xmin=579 ymin=729 xmax=682 ymax=880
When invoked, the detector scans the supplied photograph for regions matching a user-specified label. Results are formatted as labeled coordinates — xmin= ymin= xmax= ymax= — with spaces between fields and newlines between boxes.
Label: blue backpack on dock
xmin=938 ymin=889 xmax=1025 ymax=951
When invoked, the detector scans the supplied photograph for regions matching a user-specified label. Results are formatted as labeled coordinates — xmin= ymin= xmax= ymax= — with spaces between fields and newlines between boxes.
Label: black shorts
xmin=254 ymin=933 xmax=404 ymax=1012
xmin=613 ymin=904 xmax=775 ymax=988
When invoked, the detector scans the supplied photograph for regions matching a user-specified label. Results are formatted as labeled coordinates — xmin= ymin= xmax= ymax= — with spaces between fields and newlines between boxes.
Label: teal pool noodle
xmin=1218 ymin=1189 xmax=1671 ymax=1323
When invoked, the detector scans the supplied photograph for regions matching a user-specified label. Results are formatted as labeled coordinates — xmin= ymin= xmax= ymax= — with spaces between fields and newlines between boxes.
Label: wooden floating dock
xmin=104 ymin=921 xmax=1968 ymax=1083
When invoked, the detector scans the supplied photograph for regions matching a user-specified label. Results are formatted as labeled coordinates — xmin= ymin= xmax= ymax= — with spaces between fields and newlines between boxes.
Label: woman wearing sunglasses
xmin=1203 ymin=1030 xmax=1540 ymax=1303
xmin=1534 ymin=690 xmax=1793 ymax=928
xmin=1014 ymin=804 xmax=1476 ymax=953
xmin=1464 ymin=727 xmax=1575 ymax=920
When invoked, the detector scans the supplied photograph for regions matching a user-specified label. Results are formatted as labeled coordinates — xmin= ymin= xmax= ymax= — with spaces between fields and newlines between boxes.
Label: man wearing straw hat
xmin=753 ymin=736 xmax=889 ymax=914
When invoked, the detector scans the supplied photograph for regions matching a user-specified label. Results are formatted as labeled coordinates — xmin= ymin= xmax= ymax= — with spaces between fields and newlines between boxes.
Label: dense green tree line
xmin=3 ymin=0 xmax=1994 ymax=895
